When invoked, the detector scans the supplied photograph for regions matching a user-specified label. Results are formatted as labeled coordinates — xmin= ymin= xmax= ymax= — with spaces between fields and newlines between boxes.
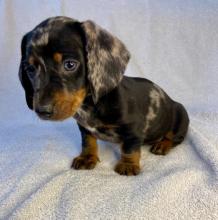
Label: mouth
xmin=36 ymin=113 xmax=52 ymax=120
xmin=35 ymin=106 xmax=77 ymax=121
xmin=36 ymin=110 xmax=54 ymax=120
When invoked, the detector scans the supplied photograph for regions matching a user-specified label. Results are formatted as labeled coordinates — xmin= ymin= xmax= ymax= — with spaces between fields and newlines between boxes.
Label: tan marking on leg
xmin=72 ymin=134 xmax=99 ymax=170
xmin=115 ymin=149 xmax=141 ymax=176
xmin=150 ymin=131 xmax=175 ymax=155
xmin=81 ymin=135 xmax=98 ymax=157
xmin=52 ymin=88 xmax=86 ymax=120
xmin=165 ymin=131 xmax=174 ymax=140
xmin=53 ymin=52 xmax=63 ymax=63
xmin=150 ymin=138 xmax=174 ymax=155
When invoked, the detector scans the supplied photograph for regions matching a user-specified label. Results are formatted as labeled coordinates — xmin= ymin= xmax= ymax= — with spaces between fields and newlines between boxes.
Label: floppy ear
xmin=18 ymin=33 xmax=34 ymax=110
xmin=81 ymin=20 xmax=130 ymax=103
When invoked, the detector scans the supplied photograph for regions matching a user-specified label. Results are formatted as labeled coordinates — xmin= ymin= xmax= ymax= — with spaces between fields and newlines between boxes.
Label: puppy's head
xmin=19 ymin=16 xmax=130 ymax=121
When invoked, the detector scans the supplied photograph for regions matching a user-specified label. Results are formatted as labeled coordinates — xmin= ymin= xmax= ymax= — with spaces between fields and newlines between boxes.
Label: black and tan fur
xmin=19 ymin=16 xmax=189 ymax=176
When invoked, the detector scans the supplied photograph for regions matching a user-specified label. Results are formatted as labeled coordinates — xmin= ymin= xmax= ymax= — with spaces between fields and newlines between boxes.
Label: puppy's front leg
xmin=115 ymin=138 xmax=141 ymax=176
xmin=72 ymin=124 xmax=99 ymax=170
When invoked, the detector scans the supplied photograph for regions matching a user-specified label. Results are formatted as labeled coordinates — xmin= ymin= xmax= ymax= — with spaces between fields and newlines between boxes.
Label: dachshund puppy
xmin=19 ymin=16 xmax=189 ymax=176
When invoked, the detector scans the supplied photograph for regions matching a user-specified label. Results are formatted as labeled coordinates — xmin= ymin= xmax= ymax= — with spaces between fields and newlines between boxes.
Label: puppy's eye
xmin=64 ymin=59 xmax=79 ymax=72
xmin=25 ymin=64 xmax=36 ymax=78
xmin=26 ymin=65 xmax=35 ymax=72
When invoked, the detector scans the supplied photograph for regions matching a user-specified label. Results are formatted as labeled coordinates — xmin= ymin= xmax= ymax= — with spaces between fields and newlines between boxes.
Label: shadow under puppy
xmin=19 ymin=16 xmax=189 ymax=176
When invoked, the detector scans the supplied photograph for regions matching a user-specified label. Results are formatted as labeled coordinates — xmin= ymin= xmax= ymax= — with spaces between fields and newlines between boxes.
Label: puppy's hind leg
xmin=151 ymin=102 xmax=189 ymax=155
xmin=171 ymin=102 xmax=189 ymax=145
xmin=150 ymin=132 xmax=174 ymax=155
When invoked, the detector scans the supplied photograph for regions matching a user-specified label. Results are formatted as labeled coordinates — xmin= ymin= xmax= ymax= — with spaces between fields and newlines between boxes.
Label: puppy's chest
xmin=74 ymin=108 xmax=120 ymax=143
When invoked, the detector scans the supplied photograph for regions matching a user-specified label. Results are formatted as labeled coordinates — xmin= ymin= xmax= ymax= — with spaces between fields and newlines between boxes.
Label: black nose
xmin=35 ymin=105 xmax=53 ymax=118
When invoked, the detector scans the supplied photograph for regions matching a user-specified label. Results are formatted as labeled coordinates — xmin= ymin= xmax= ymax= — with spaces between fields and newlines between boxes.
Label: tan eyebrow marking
xmin=53 ymin=52 xmax=63 ymax=63
xmin=28 ymin=56 xmax=35 ymax=65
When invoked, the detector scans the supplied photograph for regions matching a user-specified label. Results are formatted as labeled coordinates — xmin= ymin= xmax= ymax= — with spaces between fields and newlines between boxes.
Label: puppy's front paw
xmin=114 ymin=162 xmax=140 ymax=176
xmin=71 ymin=155 xmax=99 ymax=170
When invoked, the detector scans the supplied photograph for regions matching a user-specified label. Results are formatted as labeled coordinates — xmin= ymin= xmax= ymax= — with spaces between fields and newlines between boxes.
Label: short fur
xmin=19 ymin=16 xmax=189 ymax=176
